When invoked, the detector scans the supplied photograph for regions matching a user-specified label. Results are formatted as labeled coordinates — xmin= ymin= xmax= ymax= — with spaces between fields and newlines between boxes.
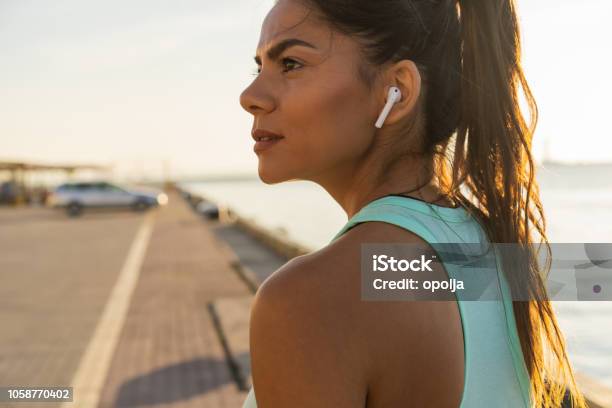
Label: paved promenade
xmin=97 ymin=192 xmax=251 ymax=408
xmin=0 ymin=208 xmax=144 ymax=407
xmin=0 ymin=192 xmax=253 ymax=408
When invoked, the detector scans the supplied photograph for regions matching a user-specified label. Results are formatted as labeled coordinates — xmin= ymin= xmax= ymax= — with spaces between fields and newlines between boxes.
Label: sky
xmin=1 ymin=0 xmax=611 ymax=181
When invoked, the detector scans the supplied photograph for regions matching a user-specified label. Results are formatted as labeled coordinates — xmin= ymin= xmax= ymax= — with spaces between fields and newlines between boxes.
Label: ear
xmin=378 ymin=60 xmax=422 ymax=127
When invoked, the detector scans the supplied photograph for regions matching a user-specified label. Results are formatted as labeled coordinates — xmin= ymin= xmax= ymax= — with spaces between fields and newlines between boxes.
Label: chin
xmin=257 ymin=161 xmax=298 ymax=184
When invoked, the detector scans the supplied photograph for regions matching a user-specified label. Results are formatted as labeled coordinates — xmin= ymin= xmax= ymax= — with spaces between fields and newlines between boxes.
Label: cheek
xmin=286 ymin=78 xmax=374 ymax=165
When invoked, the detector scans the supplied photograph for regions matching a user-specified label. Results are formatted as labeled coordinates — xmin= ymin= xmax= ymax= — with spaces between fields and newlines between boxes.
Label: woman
xmin=239 ymin=0 xmax=585 ymax=407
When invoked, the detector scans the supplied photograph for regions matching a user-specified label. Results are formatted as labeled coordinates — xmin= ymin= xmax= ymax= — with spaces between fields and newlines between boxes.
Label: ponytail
xmin=453 ymin=1 xmax=586 ymax=407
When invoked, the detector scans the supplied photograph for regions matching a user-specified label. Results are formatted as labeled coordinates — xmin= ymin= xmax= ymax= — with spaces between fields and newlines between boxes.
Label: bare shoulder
xmin=248 ymin=247 xmax=369 ymax=407
xmin=251 ymin=221 xmax=427 ymax=325
xmin=250 ymin=221 xmax=464 ymax=407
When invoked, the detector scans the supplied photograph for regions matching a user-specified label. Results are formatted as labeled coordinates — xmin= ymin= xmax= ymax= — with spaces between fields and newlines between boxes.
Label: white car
xmin=48 ymin=181 xmax=168 ymax=216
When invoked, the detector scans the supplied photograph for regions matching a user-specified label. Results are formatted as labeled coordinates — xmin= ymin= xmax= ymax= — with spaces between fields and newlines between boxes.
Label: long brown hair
xmin=297 ymin=0 xmax=585 ymax=406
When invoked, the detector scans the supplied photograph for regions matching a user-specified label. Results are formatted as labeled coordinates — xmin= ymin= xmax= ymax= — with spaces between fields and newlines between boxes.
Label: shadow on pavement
xmin=113 ymin=354 xmax=250 ymax=407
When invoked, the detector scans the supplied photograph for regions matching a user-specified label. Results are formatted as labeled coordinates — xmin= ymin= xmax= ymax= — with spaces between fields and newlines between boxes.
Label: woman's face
xmin=239 ymin=0 xmax=381 ymax=184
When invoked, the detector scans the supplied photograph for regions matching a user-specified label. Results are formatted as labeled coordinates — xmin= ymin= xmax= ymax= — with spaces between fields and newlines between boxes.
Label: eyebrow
xmin=253 ymin=38 xmax=317 ymax=65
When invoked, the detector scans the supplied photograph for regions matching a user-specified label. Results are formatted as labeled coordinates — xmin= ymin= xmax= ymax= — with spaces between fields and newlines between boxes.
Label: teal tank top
xmin=242 ymin=195 xmax=531 ymax=407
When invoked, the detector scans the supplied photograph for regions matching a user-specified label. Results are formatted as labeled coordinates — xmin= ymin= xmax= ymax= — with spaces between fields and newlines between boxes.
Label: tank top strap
xmin=330 ymin=195 xmax=472 ymax=244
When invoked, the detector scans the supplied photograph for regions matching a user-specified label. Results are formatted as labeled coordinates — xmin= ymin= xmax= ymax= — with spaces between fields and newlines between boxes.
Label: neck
xmin=313 ymin=151 xmax=437 ymax=219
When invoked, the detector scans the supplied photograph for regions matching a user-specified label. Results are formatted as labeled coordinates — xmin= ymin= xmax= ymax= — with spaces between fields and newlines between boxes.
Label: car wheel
xmin=66 ymin=202 xmax=83 ymax=217
xmin=132 ymin=200 xmax=150 ymax=212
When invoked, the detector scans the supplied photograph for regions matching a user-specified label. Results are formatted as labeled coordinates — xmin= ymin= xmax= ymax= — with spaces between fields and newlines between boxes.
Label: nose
xmin=239 ymin=77 xmax=275 ymax=115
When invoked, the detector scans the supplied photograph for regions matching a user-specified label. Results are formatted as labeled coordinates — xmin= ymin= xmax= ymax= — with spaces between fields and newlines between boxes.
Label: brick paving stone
xmin=97 ymin=192 xmax=251 ymax=408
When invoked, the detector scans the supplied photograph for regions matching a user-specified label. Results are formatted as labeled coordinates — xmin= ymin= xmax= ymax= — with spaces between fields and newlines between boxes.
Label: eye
xmin=250 ymin=58 xmax=303 ymax=77
xmin=280 ymin=57 xmax=303 ymax=73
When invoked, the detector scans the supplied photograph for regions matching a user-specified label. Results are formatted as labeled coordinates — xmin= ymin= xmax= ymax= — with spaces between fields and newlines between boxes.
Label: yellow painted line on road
xmin=61 ymin=211 xmax=156 ymax=408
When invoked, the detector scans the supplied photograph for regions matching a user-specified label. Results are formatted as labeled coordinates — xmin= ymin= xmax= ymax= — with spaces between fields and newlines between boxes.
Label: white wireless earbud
xmin=375 ymin=86 xmax=402 ymax=128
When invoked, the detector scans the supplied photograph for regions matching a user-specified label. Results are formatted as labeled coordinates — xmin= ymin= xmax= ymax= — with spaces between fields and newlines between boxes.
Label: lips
xmin=252 ymin=129 xmax=284 ymax=141
xmin=252 ymin=129 xmax=284 ymax=154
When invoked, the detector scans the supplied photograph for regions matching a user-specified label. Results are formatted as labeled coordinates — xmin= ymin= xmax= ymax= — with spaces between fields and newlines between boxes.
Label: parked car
xmin=196 ymin=200 xmax=220 ymax=219
xmin=48 ymin=181 xmax=168 ymax=216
